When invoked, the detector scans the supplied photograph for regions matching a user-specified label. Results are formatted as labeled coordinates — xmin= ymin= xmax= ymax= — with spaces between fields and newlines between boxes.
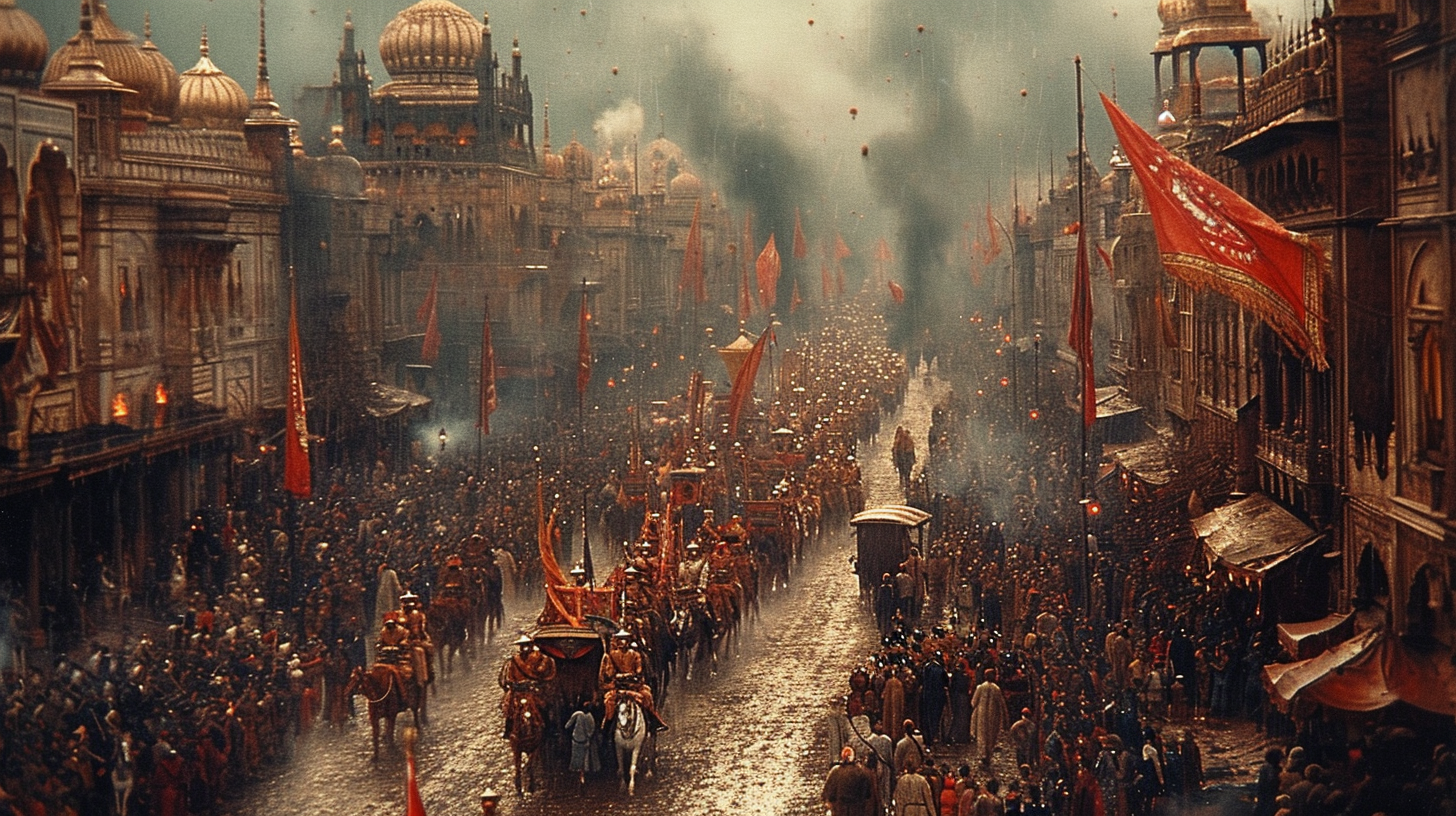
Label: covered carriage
xmin=849 ymin=504 xmax=931 ymax=598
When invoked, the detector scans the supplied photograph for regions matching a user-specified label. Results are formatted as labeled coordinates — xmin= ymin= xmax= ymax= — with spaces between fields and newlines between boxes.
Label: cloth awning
xmin=849 ymin=504 xmax=932 ymax=528
xmin=1264 ymin=629 xmax=1456 ymax=716
xmin=363 ymin=382 xmax=432 ymax=419
xmin=1193 ymin=493 xmax=1322 ymax=576
xmin=1277 ymin=612 xmax=1354 ymax=661
xmin=1108 ymin=437 xmax=1176 ymax=487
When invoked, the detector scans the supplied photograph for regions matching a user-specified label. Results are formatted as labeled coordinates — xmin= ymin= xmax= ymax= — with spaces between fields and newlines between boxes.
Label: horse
xmin=347 ymin=663 xmax=422 ymax=759
xmin=506 ymin=691 xmax=544 ymax=795
xmin=111 ymin=734 xmax=135 ymax=816
xmin=671 ymin=599 xmax=716 ymax=682
xmin=612 ymin=696 xmax=653 ymax=795
xmin=428 ymin=593 xmax=470 ymax=676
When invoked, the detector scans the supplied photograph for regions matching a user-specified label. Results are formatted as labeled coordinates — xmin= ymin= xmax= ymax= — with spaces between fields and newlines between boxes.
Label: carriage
xmin=849 ymin=504 xmax=931 ymax=599
xmin=744 ymin=499 xmax=797 ymax=589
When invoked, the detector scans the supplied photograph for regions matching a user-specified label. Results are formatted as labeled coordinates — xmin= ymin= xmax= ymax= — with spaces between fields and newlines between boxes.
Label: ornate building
xmin=0 ymin=0 xmax=292 ymax=635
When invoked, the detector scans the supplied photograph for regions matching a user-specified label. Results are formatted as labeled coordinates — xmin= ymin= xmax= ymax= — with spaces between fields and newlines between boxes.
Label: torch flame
xmin=154 ymin=382 xmax=168 ymax=405
xmin=112 ymin=392 xmax=129 ymax=419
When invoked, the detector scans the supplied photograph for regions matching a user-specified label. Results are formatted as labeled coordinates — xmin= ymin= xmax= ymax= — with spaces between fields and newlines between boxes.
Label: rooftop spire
xmin=542 ymin=101 xmax=551 ymax=153
xmin=200 ymin=25 xmax=210 ymax=59
xmin=248 ymin=0 xmax=295 ymax=126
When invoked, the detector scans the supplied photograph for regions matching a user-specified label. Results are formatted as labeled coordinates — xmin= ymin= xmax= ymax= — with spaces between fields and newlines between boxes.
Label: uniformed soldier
xmin=498 ymin=634 xmax=556 ymax=737
xmin=599 ymin=630 xmax=667 ymax=732
xmin=398 ymin=592 xmax=433 ymax=685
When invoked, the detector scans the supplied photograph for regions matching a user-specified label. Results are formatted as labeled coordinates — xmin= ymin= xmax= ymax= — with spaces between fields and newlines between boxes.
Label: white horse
xmin=612 ymin=697 xmax=653 ymax=795
xmin=111 ymin=734 xmax=135 ymax=816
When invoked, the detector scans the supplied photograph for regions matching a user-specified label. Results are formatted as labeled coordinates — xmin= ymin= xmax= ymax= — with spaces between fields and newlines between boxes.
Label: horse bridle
xmin=359 ymin=669 xmax=395 ymax=705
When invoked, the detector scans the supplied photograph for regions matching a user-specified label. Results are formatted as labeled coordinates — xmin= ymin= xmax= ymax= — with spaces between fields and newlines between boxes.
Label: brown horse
xmin=429 ymin=594 xmax=471 ymax=676
xmin=506 ymin=691 xmax=545 ymax=794
xmin=347 ymin=664 xmax=423 ymax=759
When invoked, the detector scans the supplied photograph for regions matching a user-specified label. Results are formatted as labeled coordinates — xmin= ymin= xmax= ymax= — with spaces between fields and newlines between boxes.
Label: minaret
xmin=541 ymin=101 xmax=551 ymax=156
xmin=336 ymin=11 xmax=369 ymax=149
xmin=246 ymin=0 xmax=297 ymax=163
xmin=42 ymin=1 xmax=131 ymax=167
xmin=476 ymin=10 xmax=496 ymax=160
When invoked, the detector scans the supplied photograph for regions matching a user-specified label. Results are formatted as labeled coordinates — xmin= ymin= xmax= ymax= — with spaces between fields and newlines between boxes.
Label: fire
xmin=111 ymin=392 xmax=129 ymax=419
xmin=154 ymin=382 xmax=168 ymax=405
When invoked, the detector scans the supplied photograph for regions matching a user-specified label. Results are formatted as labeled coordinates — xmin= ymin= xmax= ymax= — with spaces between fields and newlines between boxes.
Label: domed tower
xmin=136 ymin=13 xmax=179 ymax=123
xmin=245 ymin=0 xmax=297 ymax=164
xmin=561 ymin=136 xmax=593 ymax=182
xmin=45 ymin=1 xmax=170 ymax=125
xmin=41 ymin=1 xmax=131 ymax=162
xmin=175 ymin=29 xmax=248 ymax=131
xmin=0 ymin=0 xmax=49 ymax=88
xmin=376 ymin=0 xmax=483 ymax=101
xmin=1159 ymin=0 xmax=1267 ymax=121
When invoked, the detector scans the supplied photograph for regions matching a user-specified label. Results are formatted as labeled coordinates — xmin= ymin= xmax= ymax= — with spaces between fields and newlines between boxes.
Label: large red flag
xmin=792 ymin=208 xmax=808 ymax=259
xmin=1100 ymin=93 xmax=1327 ymax=369
xmin=419 ymin=272 xmax=440 ymax=363
xmin=576 ymin=288 xmax=591 ymax=395
xmin=833 ymin=233 xmax=852 ymax=261
xmin=677 ymin=200 xmax=705 ymax=307
xmin=1155 ymin=292 xmax=1180 ymax=349
xmin=478 ymin=297 xmax=496 ymax=433
xmin=755 ymin=234 xmax=781 ymax=311
xmin=1069 ymin=224 xmax=1096 ymax=428
xmin=284 ymin=281 xmax=311 ymax=498
xmin=414 ymin=271 xmax=436 ymax=324
xmin=404 ymin=750 xmax=426 ymax=816
xmin=726 ymin=327 xmax=771 ymax=436
xmin=983 ymin=204 xmax=1003 ymax=264
xmin=887 ymin=280 xmax=905 ymax=303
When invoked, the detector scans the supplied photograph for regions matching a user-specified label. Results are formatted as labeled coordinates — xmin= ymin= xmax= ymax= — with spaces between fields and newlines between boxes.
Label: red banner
xmin=755 ymin=234 xmax=781 ymax=311
xmin=677 ymin=200 xmax=705 ymax=307
xmin=576 ymin=288 xmax=591 ymax=395
xmin=792 ymin=207 xmax=808 ymax=259
xmin=1069 ymin=226 xmax=1096 ymax=428
xmin=419 ymin=271 xmax=440 ymax=363
xmin=888 ymin=280 xmax=905 ymax=303
xmin=284 ymin=282 xmax=311 ymax=498
xmin=1100 ymin=93 xmax=1327 ymax=369
xmin=983 ymin=204 xmax=1002 ymax=264
xmin=727 ymin=327 xmax=771 ymax=436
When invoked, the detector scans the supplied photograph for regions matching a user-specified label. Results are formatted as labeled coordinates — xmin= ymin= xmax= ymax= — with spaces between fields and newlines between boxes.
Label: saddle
xmin=612 ymin=673 xmax=644 ymax=690
xmin=508 ymin=680 xmax=542 ymax=694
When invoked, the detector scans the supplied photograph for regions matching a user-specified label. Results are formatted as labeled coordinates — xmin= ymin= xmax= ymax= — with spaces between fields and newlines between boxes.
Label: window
xmin=119 ymin=265 xmax=136 ymax=332
xmin=1419 ymin=325 xmax=1445 ymax=459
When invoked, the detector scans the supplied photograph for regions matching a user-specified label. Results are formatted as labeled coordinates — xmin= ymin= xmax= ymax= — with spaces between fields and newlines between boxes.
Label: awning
xmin=1277 ymin=612 xmax=1354 ymax=660
xmin=849 ymin=504 xmax=932 ymax=528
xmin=1263 ymin=628 xmax=1392 ymax=712
xmin=1193 ymin=493 xmax=1322 ymax=576
xmin=364 ymin=382 xmax=432 ymax=419
xmin=1108 ymin=437 xmax=1176 ymax=487
xmin=1264 ymin=629 xmax=1456 ymax=716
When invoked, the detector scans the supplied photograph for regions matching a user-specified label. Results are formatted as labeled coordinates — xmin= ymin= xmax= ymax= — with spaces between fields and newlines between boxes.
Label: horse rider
xmin=398 ymin=592 xmax=433 ymax=686
xmin=677 ymin=541 xmax=709 ymax=590
xmin=599 ymin=630 xmax=667 ymax=733
xmin=437 ymin=556 xmax=467 ymax=599
xmin=498 ymin=634 xmax=556 ymax=738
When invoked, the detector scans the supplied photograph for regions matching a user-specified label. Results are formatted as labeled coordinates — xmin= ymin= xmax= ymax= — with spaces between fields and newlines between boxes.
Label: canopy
xmin=1264 ymin=629 xmax=1456 ymax=716
xmin=849 ymin=504 xmax=932 ymax=528
xmin=1194 ymin=493 xmax=1322 ymax=576
xmin=363 ymin=382 xmax=432 ymax=419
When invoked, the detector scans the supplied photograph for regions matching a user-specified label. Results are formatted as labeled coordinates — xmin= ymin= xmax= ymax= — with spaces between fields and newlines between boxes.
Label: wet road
xmin=224 ymin=372 xmax=948 ymax=815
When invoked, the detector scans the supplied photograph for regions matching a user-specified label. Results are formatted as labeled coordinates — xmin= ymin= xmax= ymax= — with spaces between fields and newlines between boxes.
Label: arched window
xmin=1419 ymin=326 xmax=1444 ymax=457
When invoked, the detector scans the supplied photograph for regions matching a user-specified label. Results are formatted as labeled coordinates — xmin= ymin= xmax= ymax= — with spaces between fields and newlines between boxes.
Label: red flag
xmin=1100 ymin=92 xmax=1327 ymax=369
xmin=833 ymin=232 xmax=852 ymax=261
xmin=419 ymin=272 xmax=441 ymax=363
xmin=790 ymin=279 xmax=803 ymax=313
xmin=1069 ymin=224 xmax=1096 ymax=428
xmin=983 ymin=204 xmax=1002 ymax=263
xmin=820 ymin=261 xmax=832 ymax=300
xmin=284 ymin=281 xmax=311 ymax=499
xmin=414 ymin=271 xmax=437 ymax=324
xmin=792 ymin=208 xmax=808 ymax=259
xmin=677 ymin=200 xmax=706 ymax=307
xmin=727 ymin=327 xmax=771 ymax=436
xmin=405 ymin=751 xmax=426 ymax=816
xmin=1155 ymin=292 xmax=1180 ymax=348
xmin=1096 ymin=243 xmax=1115 ymax=281
xmin=576 ymin=288 xmax=591 ymax=395
xmin=755 ymin=234 xmax=781 ymax=311
xmin=887 ymin=280 xmax=905 ymax=303
xmin=478 ymin=297 xmax=497 ymax=433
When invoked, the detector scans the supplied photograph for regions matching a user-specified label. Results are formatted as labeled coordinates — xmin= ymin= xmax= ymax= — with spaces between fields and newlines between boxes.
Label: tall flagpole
xmin=1075 ymin=55 xmax=1092 ymax=618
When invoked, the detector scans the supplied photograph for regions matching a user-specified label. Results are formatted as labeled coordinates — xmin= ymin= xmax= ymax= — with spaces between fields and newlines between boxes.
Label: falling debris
xmin=849 ymin=106 xmax=858 ymax=119
xmin=860 ymin=143 xmax=869 ymax=157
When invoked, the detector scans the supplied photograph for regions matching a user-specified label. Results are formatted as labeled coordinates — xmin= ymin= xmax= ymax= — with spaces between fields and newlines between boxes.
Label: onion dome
xmin=669 ymin=169 xmax=702 ymax=199
xmin=136 ymin=13 xmax=179 ymax=121
xmin=378 ymin=0 xmax=482 ymax=90
xmin=1157 ymin=100 xmax=1177 ymax=129
xmin=0 ymin=0 xmax=49 ymax=85
xmin=45 ymin=2 xmax=158 ymax=116
xmin=176 ymin=29 xmax=248 ymax=130
xmin=1154 ymin=0 xmax=1187 ymax=54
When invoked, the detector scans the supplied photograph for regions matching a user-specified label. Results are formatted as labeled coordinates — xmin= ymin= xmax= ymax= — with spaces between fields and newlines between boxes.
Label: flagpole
xmin=1075 ymin=54 xmax=1092 ymax=618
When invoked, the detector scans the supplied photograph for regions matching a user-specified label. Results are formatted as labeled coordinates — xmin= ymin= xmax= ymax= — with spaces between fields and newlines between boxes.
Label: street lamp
xmin=438 ymin=427 xmax=448 ymax=453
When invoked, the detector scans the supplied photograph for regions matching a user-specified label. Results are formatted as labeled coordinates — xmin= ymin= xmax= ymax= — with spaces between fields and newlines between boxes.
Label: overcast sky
xmin=31 ymin=0 xmax=1316 ymax=305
